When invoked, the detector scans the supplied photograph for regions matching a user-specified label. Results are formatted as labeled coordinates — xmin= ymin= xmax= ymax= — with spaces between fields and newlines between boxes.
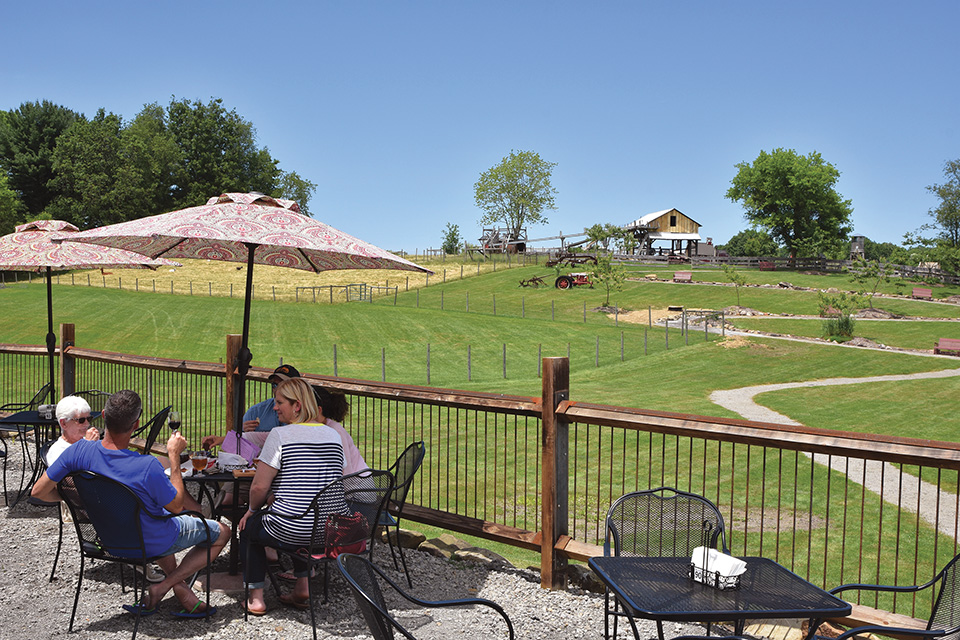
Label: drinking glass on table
xmin=189 ymin=450 xmax=208 ymax=474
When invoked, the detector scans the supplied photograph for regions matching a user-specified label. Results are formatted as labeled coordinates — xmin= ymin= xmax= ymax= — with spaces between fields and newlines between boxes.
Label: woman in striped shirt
xmin=239 ymin=377 xmax=349 ymax=614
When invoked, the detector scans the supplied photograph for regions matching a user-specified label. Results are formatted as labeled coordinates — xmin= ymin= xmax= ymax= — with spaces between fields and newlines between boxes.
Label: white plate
xmin=164 ymin=464 xmax=193 ymax=477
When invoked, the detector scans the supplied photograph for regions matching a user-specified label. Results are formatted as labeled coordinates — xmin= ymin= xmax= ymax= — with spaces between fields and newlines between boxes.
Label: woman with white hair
xmin=46 ymin=395 xmax=100 ymax=465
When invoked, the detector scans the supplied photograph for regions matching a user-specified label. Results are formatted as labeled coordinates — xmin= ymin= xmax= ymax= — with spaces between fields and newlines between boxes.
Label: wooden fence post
xmin=60 ymin=323 xmax=76 ymax=396
xmin=225 ymin=334 xmax=241 ymax=436
xmin=541 ymin=357 xmax=569 ymax=589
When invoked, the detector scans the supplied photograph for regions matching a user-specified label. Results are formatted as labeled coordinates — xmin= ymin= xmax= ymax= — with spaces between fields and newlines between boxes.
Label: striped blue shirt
xmin=260 ymin=423 xmax=348 ymax=547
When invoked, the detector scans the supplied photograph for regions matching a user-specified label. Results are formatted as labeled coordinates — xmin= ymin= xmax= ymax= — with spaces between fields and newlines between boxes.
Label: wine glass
xmin=168 ymin=410 xmax=182 ymax=432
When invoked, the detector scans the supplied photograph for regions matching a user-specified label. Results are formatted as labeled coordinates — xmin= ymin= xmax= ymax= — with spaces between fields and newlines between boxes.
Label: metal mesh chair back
xmin=27 ymin=382 xmax=53 ymax=409
xmin=605 ymin=487 xmax=728 ymax=558
xmin=387 ymin=441 xmax=425 ymax=513
xmin=314 ymin=469 xmax=393 ymax=556
xmin=61 ymin=471 xmax=150 ymax=562
xmin=73 ymin=388 xmax=111 ymax=420
xmin=930 ymin=554 xmax=960 ymax=640
xmin=339 ymin=553 xmax=396 ymax=640
xmin=0 ymin=382 xmax=53 ymax=413
xmin=139 ymin=406 xmax=171 ymax=455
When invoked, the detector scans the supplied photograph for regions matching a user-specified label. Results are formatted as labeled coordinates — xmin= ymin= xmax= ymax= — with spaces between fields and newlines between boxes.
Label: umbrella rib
xmin=151 ymin=237 xmax=188 ymax=260
xmin=297 ymin=247 xmax=324 ymax=274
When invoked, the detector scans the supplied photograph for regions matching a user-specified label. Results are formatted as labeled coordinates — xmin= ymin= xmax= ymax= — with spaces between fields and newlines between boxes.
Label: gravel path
xmin=710 ymin=367 xmax=960 ymax=539
xmin=0 ymin=443 xmax=707 ymax=640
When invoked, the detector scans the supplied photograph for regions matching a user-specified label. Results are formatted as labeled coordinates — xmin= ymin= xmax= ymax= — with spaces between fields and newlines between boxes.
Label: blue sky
xmin=4 ymin=1 xmax=958 ymax=252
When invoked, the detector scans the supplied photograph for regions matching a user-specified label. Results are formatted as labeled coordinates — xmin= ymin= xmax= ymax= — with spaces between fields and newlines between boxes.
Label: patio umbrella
xmin=63 ymin=192 xmax=431 ymax=432
xmin=0 ymin=220 xmax=179 ymax=399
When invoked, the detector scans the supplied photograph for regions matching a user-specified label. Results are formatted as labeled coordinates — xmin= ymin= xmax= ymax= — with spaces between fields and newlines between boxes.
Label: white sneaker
xmin=133 ymin=563 xmax=164 ymax=583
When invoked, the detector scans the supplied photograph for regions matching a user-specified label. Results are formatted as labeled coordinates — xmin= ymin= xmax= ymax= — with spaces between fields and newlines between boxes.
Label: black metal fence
xmin=2 ymin=342 xmax=957 ymax=619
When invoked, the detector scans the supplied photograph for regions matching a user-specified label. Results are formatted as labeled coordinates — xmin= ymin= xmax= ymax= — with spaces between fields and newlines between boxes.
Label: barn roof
xmin=624 ymin=208 xmax=702 ymax=229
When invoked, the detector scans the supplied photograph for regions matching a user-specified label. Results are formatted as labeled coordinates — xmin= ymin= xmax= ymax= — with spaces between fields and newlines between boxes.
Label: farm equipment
xmin=555 ymin=272 xmax=593 ymax=289
xmin=519 ymin=275 xmax=548 ymax=287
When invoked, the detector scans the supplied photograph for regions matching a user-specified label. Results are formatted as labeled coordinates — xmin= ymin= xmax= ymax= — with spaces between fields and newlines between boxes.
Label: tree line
xmin=0 ymin=98 xmax=316 ymax=235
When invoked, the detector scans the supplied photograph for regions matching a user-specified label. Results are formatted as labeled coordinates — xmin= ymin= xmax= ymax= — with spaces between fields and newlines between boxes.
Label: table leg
xmin=10 ymin=426 xmax=40 ymax=507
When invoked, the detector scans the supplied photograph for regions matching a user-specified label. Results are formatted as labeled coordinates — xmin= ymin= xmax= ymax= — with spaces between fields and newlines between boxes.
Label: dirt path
xmin=710 ymin=368 xmax=960 ymax=539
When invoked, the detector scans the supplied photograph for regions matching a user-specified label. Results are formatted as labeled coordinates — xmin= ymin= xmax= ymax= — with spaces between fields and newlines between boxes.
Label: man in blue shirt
xmin=202 ymin=363 xmax=301 ymax=452
xmin=32 ymin=390 xmax=230 ymax=616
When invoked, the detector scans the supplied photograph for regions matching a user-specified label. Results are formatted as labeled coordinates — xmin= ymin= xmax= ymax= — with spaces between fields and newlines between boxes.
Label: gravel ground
xmin=0 ymin=442 xmax=708 ymax=640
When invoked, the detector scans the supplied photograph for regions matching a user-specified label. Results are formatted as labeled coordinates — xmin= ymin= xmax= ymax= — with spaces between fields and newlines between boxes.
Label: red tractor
xmin=555 ymin=272 xmax=593 ymax=289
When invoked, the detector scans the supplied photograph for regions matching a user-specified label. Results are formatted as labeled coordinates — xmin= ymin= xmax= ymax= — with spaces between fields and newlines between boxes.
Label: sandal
xmin=172 ymin=601 xmax=218 ymax=618
xmin=278 ymin=593 xmax=311 ymax=610
xmin=243 ymin=601 xmax=267 ymax=616
xmin=122 ymin=597 xmax=159 ymax=616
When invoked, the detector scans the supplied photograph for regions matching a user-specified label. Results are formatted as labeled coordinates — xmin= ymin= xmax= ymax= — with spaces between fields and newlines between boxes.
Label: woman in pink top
xmin=315 ymin=387 xmax=368 ymax=475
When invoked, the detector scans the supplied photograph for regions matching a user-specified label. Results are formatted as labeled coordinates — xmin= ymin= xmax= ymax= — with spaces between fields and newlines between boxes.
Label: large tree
xmin=474 ymin=150 xmax=557 ymax=241
xmin=719 ymin=229 xmax=779 ymax=257
xmin=0 ymin=100 xmax=82 ymax=218
xmin=166 ymin=97 xmax=279 ymax=208
xmin=926 ymin=159 xmax=960 ymax=248
xmin=273 ymin=169 xmax=316 ymax=215
xmin=726 ymin=148 xmax=853 ymax=257
xmin=0 ymin=172 xmax=26 ymax=235
xmin=48 ymin=106 xmax=182 ymax=228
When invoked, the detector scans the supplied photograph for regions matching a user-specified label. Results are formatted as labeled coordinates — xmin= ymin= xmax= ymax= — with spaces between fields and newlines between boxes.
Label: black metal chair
xmin=337 ymin=553 xmax=515 ymax=639
xmin=817 ymin=552 xmax=960 ymax=640
xmin=603 ymin=487 xmax=729 ymax=640
xmin=379 ymin=440 xmax=426 ymax=587
xmin=0 ymin=382 xmax=53 ymax=504
xmin=250 ymin=469 xmax=394 ymax=640
xmin=25 ymin=439 xmax=65 ymax=582
xmin=131 ymin=406 xmax=171 ymax=455
xmin=58 ymin=470 xmax=214 ymax=639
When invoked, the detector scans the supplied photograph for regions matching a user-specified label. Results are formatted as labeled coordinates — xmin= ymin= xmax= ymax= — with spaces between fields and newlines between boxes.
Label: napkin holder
xmin=689 ymin=546 xmax=744 ymax=590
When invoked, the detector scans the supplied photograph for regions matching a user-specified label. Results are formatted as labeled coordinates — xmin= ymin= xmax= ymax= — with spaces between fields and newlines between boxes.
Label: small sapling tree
xmin=849 ymin=257 xmax=900 ymax=308
xmin=441 ymin=222 xmax=462 ymax=254
xmin=592 ymin=254 xmax=626 ymax=307
xmin=722 ymin=264 xmax=747 ymax=307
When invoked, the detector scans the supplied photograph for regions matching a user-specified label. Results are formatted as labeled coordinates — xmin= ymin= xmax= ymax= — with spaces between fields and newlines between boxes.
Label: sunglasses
xmin=73 ymin=416 xmax=92 ymax=424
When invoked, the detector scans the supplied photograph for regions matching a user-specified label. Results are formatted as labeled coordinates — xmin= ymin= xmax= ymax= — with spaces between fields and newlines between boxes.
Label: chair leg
xmin=50 ymin=517 xmax=63 ymax=582
xmin=307 ymin=569 xmax=318 ymax=640
xmin=385 ymin=523 xmax=401 ymax=572
xmin=131 ymin=565 xmax=144 ymax=640
xmin=2 ymin=437 xmax=8 ymax=507
xmin=322 ymin=562 xmax=329 ymax=603
xmin=395 ymin=530 xmax=412 ymax=587
xmin=69 ymin=555 xmax=85 ymax=632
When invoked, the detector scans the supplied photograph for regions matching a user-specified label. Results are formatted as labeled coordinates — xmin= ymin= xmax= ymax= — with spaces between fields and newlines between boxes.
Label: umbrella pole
xmin=45 ymin=267 xmax=57 ymax=399
xmin=234 ymin=243 xmax=257 ymax=433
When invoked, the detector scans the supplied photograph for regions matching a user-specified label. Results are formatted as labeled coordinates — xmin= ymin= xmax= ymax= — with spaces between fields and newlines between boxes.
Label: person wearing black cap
xmin=242 ymin=364 xmax=300 ymax=433
xmin=200 ymin=364 xmax=300 ymax=451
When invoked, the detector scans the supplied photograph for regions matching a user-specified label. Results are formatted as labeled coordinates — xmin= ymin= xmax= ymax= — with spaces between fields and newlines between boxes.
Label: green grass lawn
xmin=729 ymin=317 xmax=960 ymax=349
xmin=758 ymin=375 xmax=960 ymax=438
xmin=2 ymin=274 xmax=959 ymax=437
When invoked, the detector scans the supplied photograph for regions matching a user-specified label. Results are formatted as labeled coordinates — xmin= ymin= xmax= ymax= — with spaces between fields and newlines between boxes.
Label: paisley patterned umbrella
xmin=64 ymin=193 xmax=431 ymax=431
xmin=0 ymin=219 xmax=178 ymax=398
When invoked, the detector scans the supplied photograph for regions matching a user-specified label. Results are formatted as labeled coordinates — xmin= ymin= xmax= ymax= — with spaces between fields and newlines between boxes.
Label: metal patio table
xmin=588 ymin=556 xmax=851 ymax=640
xmin=184 ymin=469 xmax=255 ymax=576
xmin=0 ymin=410 xmax=59 ymax=506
